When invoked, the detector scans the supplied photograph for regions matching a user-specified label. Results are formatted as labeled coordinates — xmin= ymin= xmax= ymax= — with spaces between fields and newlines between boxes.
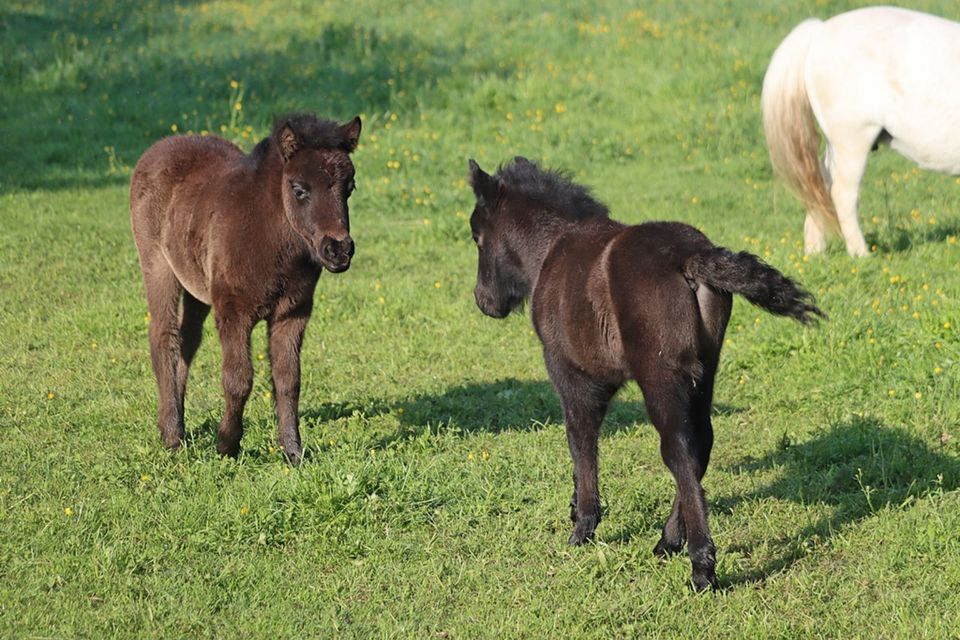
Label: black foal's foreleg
xmin=643 ymin=379 xmax=717 ymax=591
xmin=215 ymin=312 xmax=254 ymax=458
xmin=653 ymin=491 xmax=687 ymax=558
xmin=569 ymin=472 xmax=578 ymax=524
xmin=545 ymin=352 xmax=616 ymax=545
xmin=267 ymin=308 xmax=310 ymax=465
xmin=565 ymin=400 xmax=607 ymax=545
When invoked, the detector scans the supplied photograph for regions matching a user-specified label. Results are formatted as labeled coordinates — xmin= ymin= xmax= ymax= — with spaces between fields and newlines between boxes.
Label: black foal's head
xmin=468 ymin=159 xmax=530 ymax=318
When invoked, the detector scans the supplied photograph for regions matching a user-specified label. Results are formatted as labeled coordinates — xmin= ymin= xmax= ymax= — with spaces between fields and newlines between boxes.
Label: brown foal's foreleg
xmin=545 ymin=352 xmax=617 ymax=545
xmin=214 ymin=311 xmax=254 ymax=458
xmin=267 ymin=307 xmax=311 ymax=465
xmin=641 ymin=377 xmax=717 ymax=591
xmin=143 ymin=258 xmax=186 ymax=449
xmin=174 ymin=292 xmax=210 ymax=433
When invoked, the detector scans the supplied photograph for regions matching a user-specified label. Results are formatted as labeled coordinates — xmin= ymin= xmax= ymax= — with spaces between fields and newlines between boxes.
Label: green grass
xmin=3 ymin=0 xmax=960 ymax=637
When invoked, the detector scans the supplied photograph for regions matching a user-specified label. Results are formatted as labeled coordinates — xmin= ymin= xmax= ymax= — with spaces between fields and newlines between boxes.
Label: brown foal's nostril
xmin=340 ymin=236 xmax=355 ymax=258
xmin=319 ymin=235 xmax=354 ymax=271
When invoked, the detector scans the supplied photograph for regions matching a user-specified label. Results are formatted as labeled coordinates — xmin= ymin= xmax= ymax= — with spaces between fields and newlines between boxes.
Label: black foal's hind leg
xmin=641 ymin=377 xmax=718 ymax=591
xmin=653 ymin=375 xmax=715 ymax=559
xmin=545 ymin=352 xmax=617 ymax=545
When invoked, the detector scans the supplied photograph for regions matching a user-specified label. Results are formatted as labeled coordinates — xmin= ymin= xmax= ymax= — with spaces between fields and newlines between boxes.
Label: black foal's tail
xmin=685 ymin=247 xmax=825 ymax=324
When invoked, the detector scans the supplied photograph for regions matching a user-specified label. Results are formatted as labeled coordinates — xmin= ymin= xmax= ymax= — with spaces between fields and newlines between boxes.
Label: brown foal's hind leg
xmin=641 ymin=376 xmax=718 ymax=592
xmin=214 ymin=312 xmax=254 ymax=458
xmin=267 ymin=309 xmax=311 ymax=465
xmin=174 ymin=292 xmax=210 ymax=434
xmin=143 ymin=257 xmax=186 ymax=449
xmin=545 ymin=351 xmax=617 ymax=545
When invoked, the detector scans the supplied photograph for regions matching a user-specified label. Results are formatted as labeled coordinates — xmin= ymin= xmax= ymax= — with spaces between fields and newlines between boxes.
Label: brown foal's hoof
xmin=215 ymin=436 xmax=241 ymax=458
xmin=282 ymin=444 xmax=303 ymax=466
xmin=159 ymin=425 xmax=185 ymax=451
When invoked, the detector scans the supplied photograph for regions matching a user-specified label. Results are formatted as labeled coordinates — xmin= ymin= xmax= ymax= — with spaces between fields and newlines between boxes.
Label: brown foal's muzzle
xmin=319 ymin=235 xmax=354 ymax=273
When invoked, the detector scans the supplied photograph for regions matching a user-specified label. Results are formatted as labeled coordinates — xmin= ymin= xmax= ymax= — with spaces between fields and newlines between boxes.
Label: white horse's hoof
xmin=846 ymin=243 xmax=870 ymax=258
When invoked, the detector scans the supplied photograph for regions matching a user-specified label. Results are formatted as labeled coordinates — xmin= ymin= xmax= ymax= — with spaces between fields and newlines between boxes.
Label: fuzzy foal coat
xmin=468 ymin=157 xmax=822 ymax=590
xmin=130 ymin=115 xmax=360 ymax=464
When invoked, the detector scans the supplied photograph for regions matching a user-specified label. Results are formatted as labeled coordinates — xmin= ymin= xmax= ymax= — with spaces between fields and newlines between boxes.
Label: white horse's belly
xmin=888 ymin=123 xmax=960 ymax=175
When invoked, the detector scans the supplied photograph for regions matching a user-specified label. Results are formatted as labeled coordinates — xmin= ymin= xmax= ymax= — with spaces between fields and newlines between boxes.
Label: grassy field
xmin=3 ymin=0 xmax=960 ymax=637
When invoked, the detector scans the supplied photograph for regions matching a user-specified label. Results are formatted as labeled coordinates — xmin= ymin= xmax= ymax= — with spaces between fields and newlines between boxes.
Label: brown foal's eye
xmin=291 ymin=182 xmax=309 ymax=201
xmin=346 ymin=179 xmax=356 ymax=196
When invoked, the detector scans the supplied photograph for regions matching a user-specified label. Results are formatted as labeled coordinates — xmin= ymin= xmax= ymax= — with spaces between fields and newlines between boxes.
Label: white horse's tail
xmin=761 ymin=18 xmax=839 ymax=234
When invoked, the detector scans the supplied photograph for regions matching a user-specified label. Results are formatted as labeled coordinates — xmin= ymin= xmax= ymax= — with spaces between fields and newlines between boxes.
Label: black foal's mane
xmin=495 ymin=157 xmax=609 ymax=220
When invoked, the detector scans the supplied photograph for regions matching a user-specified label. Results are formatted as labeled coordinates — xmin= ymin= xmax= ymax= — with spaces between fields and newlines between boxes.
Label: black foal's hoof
xmin=567 ymin=517 xmax=598 ymax=545
xmin=691 ymin=570 xmax=718 ymax=592
xmin=653 ymin=537 xmax=685 ymax=559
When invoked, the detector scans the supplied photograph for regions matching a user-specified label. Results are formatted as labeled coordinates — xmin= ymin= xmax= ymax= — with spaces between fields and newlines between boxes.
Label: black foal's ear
xmin=340 ymin=116 xmax=362 ymax=152
xmin=513 ymin=155 xmax=532 ymax=167
xmin=468 ymin=159 xmax=499 ymax=204
xmin=278 ymin=122 xmax=301 ymax=161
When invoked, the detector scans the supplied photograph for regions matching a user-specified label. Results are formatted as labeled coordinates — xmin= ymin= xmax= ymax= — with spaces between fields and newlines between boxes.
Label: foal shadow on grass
xmin=716 ymin=417 xmax=960 ymax=588
xmin=294 ymin=379 xmax=569 ymax=437
xmin=396 ymin=379 xmax=660 ymax=442
xmin=331 ymin=378 xmax=741 ymax=450
xmin=295 ymin=379 xmax=657 ymax=451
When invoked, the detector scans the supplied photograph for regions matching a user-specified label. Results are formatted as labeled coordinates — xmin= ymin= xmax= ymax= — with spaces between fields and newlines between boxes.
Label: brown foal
xmin=130 ymin=113 xmax=361 ymax=464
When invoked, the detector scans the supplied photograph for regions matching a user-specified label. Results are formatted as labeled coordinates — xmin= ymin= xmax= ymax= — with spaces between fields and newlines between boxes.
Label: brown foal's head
xmin=277 ymin=116 xmax=361 ymax=272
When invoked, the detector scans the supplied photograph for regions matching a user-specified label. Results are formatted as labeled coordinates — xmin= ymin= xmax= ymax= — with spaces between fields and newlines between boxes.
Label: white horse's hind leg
xmin=824 ymin=133 xmax=877 ymax=257
xmin=804 ymin=213 xmax=828 ymax=254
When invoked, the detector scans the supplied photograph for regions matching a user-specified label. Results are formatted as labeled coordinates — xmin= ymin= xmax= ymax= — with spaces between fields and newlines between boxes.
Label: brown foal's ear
xmin=278 ymin=122 xmax=301 ymax=161
xmin=340 ymin=116 xmax=362 ymax=152
xmin=468 ymin=159 xmax=499 ymax=205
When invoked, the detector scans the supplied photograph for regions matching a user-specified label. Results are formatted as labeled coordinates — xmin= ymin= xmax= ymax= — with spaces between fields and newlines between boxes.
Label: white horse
xmin=762 ymin=6 xmax=960 ymax=257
